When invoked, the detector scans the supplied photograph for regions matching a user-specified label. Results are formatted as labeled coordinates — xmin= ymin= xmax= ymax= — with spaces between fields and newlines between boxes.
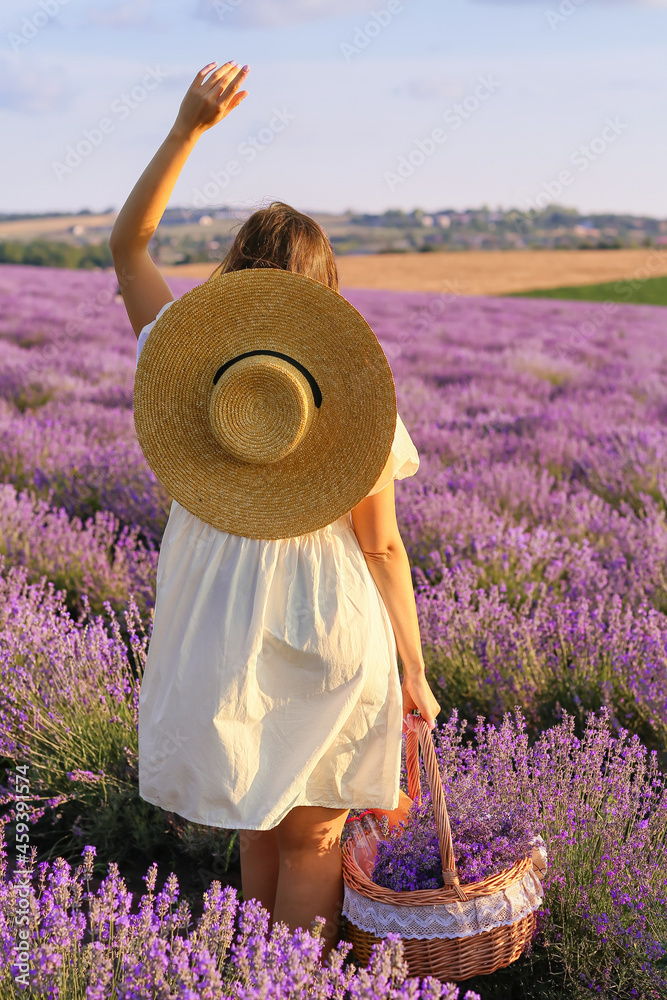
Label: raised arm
xmin=108 ymin=60 xmax=249 ymax=337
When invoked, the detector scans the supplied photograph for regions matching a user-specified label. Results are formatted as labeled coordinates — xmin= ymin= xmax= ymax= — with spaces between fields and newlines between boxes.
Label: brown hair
xmin=209 ymin=201 xmax=339 ymax=292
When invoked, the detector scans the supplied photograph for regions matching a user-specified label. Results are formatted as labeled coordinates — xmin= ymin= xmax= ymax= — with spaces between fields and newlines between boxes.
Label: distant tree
xmin=0 ymin=241 xmax=25 ymax=264
xmin=22 ymin=240 xmax=78 ymax=267
xmin=78 ymin=243 xmax=113 ymax=269
xmin=0 ymin=239 xmax=112 ymax=269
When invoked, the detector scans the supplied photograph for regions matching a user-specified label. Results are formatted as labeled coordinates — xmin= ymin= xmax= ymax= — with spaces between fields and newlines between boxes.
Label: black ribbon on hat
xmin=213 ymin=350 xmax=322 ymax=408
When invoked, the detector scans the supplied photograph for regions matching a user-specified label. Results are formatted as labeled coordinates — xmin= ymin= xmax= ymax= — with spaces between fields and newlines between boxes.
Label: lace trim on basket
xmin=343 ymin=865 xmax=545 ymax=941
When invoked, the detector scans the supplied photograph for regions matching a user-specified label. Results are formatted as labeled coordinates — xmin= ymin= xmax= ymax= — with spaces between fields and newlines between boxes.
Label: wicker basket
xmin=342 ymin=716 xmax=544 ymax=982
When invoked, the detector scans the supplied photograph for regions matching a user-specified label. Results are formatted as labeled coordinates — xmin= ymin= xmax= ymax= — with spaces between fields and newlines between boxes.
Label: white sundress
xmin=136 ymin=299 xmax=421 ymax=831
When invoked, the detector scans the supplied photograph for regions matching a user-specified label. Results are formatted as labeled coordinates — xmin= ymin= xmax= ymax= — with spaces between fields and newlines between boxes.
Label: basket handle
xmin=406 ymin=716 xmax=468 ymax=901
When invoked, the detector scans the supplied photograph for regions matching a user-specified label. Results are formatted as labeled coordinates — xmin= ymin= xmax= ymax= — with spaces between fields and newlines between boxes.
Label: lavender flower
xmin=0 ymin=824 xmax=474 ymax=999
xmin=372 ymin=767 xmax=535 ymax=890
xmin=2 ymin=264 xmax=667 ymax=993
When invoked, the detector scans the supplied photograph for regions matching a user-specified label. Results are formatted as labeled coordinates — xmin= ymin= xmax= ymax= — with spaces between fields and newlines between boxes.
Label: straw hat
xmin=133 ymin=268 xmax=397 ymax=540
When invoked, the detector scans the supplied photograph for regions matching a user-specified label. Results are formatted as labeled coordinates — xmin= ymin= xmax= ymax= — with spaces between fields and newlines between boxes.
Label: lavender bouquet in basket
xmin=372 ymin=724 xmax=536 ymax=892
xmin=372 ymin=790 xmax=537 ymax=892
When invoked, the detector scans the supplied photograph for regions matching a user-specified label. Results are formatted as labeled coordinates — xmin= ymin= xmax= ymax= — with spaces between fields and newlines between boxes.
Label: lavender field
xmin=0 ymin=262 xmax=666 ymax=998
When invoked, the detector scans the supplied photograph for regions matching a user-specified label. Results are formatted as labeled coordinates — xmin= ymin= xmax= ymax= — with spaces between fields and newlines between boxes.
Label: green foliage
xmin=0 ymin=240 xmax=113 ymax=270
xmin=504 ymin=274 xmax=667 ymax=307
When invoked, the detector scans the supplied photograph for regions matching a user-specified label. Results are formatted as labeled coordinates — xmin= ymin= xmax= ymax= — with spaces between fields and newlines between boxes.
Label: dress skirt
xmin=138 ymin=505 xmax=406 ymax=830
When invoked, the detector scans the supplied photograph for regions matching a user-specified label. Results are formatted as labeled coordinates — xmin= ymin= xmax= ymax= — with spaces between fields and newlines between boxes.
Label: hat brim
xmin=133 ymin=268 xmax=397 ymax=539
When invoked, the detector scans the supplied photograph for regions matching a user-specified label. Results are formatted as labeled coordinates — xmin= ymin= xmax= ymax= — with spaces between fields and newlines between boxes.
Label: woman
xmin=109 ymin=60 xmax=440 ymax=959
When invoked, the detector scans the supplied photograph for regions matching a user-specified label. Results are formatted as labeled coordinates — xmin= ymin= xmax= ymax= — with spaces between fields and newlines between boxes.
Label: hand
xmin=171 ymin=61 xmax=249 ymax=139
xmin=401 ymin=670 xmax=441 ymax=734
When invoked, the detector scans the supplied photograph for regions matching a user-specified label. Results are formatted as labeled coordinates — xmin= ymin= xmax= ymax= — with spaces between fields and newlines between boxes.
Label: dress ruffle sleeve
xmin=136 ymin=299 xmax=176 ymax=367
xmin=364 ymin=413 xmax=420 ymax=498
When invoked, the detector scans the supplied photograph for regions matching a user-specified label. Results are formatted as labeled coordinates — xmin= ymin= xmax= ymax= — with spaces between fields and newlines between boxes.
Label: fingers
xmin=204 ymin=61 xmax=246 ymax=95
xmin=192 ymin=61 xmax=219 ymax=88
xmin=402 ymin=712 xmax=435 ymax=734
xmin=215 ymin=65 xmax=249 ymax=104
xmin=411 ymin=713 xmax=436 ymax=731
xmin=226 ymin=90 xmax=248 ymax=113
xmin=402 ymin=679 xmax=438 ymax=731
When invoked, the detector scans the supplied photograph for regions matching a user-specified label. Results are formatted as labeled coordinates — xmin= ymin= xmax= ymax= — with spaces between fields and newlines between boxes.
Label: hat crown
xmin=209 ymin=354 xmax=316 ymax=465
xmin=133 ymin=268 xmax=397 ymax=539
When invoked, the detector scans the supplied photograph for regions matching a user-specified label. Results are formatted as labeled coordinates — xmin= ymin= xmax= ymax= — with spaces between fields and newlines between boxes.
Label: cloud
xmin=0 ymin=56 xmax=75 ymax=114
xmin=84 ymin=1 xmax=157 ymax=29
xmin=194 ymin=0 xmax=381 ymax=28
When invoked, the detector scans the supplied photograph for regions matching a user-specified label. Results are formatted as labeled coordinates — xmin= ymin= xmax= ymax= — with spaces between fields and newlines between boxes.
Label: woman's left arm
xmin=109 ymin=60 xmax=249 ymax=337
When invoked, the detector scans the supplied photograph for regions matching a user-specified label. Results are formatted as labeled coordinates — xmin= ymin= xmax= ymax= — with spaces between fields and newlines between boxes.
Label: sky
xmin=2 ymin=0 xmax=666 ymax=218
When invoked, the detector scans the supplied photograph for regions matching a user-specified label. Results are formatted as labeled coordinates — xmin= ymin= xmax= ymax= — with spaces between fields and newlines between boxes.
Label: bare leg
xmin=273 ymin=805 xmax=350 ymax=961
xmin=239 ymin=827 xmax=279 ymax=916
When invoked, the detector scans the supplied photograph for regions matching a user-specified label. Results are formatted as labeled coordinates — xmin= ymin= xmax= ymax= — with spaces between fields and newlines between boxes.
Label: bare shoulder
xmin=350 ymin=480 xmax=403 ymax=556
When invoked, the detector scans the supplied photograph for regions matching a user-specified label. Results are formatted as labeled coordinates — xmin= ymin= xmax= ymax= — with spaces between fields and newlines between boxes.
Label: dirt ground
xmin=159 ymin=248 xmax=667 ymax=296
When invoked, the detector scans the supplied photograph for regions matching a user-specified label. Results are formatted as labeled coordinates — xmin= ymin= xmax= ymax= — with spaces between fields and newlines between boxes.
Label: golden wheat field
xmin=160 ymin=248 xmax=667 ymax=295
